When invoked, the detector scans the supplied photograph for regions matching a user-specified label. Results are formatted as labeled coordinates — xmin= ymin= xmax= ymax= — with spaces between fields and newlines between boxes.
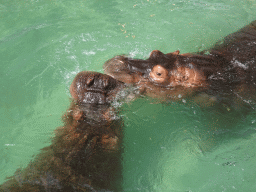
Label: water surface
xmin=1 ymin=0 xmax=256 ymax=191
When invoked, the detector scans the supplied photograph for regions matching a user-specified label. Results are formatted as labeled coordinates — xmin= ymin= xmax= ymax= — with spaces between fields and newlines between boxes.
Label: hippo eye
xmin=149 ymin=65 xmax=168 ymax=83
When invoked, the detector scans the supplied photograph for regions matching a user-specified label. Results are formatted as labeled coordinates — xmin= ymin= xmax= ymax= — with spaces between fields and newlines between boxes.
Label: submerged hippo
xmin=1 ymin=72 xmax=125 ymax=192
xmin=104 ymin=20 xmax=256 ymax=106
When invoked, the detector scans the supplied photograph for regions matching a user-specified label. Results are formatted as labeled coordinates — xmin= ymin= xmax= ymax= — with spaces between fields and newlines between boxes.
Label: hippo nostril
xmin=86 ymin=77 xmax=94 ymax=86
xmin=156 ymin=72 xmax=162 ymax=76
xmin=102 ymin=78 xmax=110 ymax=88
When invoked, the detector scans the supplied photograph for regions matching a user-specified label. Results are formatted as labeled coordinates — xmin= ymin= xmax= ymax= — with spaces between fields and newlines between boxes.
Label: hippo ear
xmin=172 ymin=50 xmax=180 ymax=55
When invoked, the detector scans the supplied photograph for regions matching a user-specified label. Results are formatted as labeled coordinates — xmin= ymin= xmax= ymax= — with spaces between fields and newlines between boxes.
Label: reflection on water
xmin=122 ymin=97 xmax=256 ymax=191
xmin=1 ymin=0 xmax=256 ymax=191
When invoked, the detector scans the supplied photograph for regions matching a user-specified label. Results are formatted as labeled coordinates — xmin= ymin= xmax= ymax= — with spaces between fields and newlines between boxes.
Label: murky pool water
xmin=1 ymin=0 xmax=256 ymax=191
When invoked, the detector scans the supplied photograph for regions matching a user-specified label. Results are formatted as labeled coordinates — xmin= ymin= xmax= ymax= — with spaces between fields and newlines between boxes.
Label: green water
xmin=1 ymin=0 xmax=256 ymax=191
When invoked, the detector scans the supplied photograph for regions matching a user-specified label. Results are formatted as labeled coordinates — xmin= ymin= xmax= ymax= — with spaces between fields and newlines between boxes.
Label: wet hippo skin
xmin=104 ymin=20 xmax=256 ymax=105
xmin=0 ymin=72 xmax=125 ymax=192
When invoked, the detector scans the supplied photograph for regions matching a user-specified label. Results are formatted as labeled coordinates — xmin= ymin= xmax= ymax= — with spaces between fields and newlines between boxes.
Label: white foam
xmin=82 ymin=50 xmax=96 ymax=55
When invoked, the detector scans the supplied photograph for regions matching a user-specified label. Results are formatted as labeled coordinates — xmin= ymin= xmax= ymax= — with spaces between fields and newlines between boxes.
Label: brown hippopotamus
xmin=2 ymin=20 xmax=256 ymax=191
xmin=104 ymin=20 xmax=256 ymax=106
xmin=0 ymin=72 xmax=125 ymax=192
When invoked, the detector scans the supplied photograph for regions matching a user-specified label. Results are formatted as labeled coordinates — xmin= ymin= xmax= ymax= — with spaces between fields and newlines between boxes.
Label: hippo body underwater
xmin=0 ymin=72 xmax=125 ymax=192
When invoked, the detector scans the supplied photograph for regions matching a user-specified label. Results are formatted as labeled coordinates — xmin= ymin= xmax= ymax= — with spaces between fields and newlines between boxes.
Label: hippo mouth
xmin=70 ymin=71 xmax=125 ymax=105
xmin=82 ymin=90 xmax=106 ymax=104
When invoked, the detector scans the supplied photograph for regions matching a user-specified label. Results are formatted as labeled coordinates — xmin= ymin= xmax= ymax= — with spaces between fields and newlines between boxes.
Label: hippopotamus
xmin=2 ymin=20 xmax=256 ymax=191
xmin=104 ymin=20 xmax=256 ymax=106
xmin=0 ymin=72 xmax=125 ymax=192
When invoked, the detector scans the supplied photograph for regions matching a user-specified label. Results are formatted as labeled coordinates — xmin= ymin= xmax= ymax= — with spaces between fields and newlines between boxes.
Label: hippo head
xmin=70 ymin=71 xmax=125 ymax=121
xmin=103 ymin=50 xmax=207 ymax=100
xmin=70 ymin=71 xmax=124 ymax=105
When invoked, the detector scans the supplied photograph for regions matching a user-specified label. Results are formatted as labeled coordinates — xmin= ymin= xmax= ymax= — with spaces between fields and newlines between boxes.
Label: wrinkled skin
xmin=0 ymin=72 xmax=125 ymax=192
xmin=104 ymin=20 xmax=256 ymax=106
